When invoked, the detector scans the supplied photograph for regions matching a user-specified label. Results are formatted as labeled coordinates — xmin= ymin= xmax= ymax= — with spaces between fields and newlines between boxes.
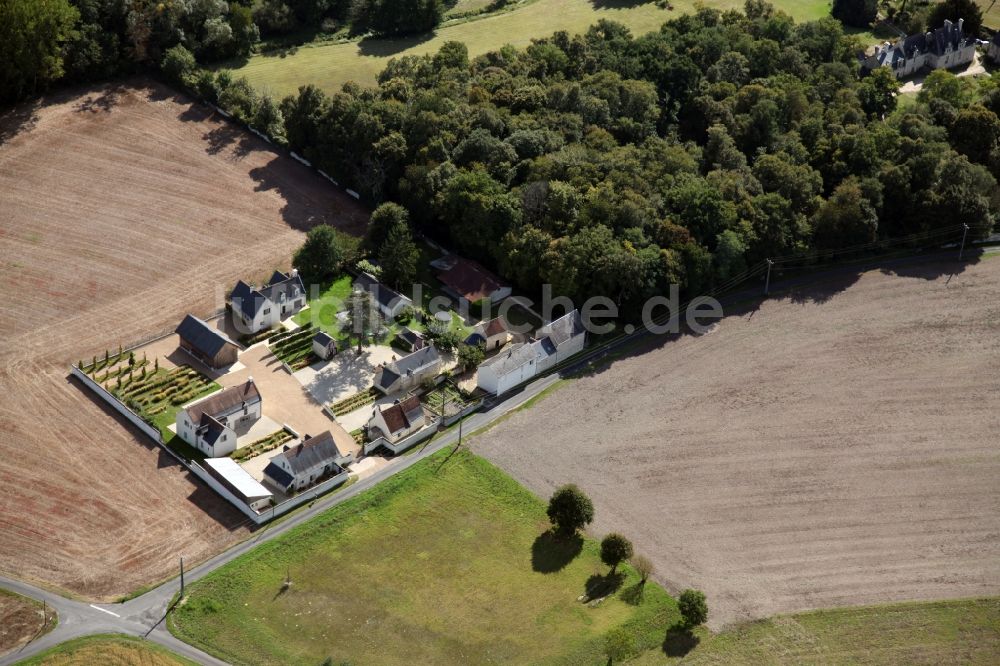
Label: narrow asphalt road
xmin=2 ymin=245 xmax=992 ymax=665
xmin=0 ymin=372 xmax=561 ymax=666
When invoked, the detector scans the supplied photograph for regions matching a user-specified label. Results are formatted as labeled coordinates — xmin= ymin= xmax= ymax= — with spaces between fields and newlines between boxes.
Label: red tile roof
xmin=437 ymin=258 xmax=508 ymax=302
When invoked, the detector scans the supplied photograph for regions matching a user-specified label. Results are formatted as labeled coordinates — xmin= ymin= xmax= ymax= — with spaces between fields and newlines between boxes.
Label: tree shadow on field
xmin=531 ymin=529 xmax=583 ymax=573
xmin=583 ymin=571 xmax=625 ymax=601
xmin=0 ymin=100 xmax=40 ymax=145
xmin=203 ymin=123 xmax=255 ymax=159
xmin=248 ymin=162 xmax=368 ymax=235
xmin=662 ymin=622 xmax=700 ymax=658
xmin=619 ymin=581 xmax=645 ymax=606
xmin=575 ymin=249 xmax=987 ymax=383
xmin=589 ymin=0 xmax=647 ymax=8
xmin=74 ymin=83 xmax=128 ymax=114
xmin=357 ymin=31 xmax=436 ymax=58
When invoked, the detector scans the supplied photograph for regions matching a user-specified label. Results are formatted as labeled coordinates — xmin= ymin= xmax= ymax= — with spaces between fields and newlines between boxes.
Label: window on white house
xmin=263 ymin=308 xmax=270 ymax=315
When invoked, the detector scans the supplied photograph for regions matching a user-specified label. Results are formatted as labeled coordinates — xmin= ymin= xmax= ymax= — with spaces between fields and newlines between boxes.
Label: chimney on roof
xmin=958 ymin=18 xmax=964 ymax=34
xmin=247 ymin=376 xmax=254 ymax=383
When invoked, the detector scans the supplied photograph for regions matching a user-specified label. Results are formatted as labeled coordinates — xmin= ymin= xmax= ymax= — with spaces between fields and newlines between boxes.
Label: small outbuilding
xmin=312 ymin=330 xmax=338 ymax=360
xmin=175 ymin=314 xmax=239 ymax=369
xmin=394 ymin=327 xmax=426 ymax=353
xmin=204 ymin=457 xmax=272 ymax=511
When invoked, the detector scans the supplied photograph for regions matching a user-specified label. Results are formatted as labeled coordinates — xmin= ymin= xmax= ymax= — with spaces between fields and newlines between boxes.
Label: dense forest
xmin=268 ymin=2 xmax=997 ymax=310
xmin=4 ymin=1 xmax=998 ymax=312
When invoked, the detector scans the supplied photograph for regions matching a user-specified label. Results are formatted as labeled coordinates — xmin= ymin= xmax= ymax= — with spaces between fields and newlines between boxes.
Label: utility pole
xmin=763 ymin=259 xmax=774 ymax=296
xmin=180 ymin=557 xmax=185 ymax=598
xmin=959 ymin=223 xmax=970 ymax=261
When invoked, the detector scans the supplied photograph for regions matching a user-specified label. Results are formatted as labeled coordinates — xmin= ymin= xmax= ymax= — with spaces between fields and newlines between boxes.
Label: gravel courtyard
xmin=472 ymin=258 xmax=1000 ymax=629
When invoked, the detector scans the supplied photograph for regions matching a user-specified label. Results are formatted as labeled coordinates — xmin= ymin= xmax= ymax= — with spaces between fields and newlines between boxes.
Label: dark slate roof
xmin=537 ymin=310 xmax=584 ymax=348
xmin=436 ymin=258 xmax=508 ymax=302
xmin=198 ymin=413 xmax=227 ymax=445
xmin=379 ymin=395 xmax=423 ymax=434
xmin=465 ymin=332 xmax=486 ymax=346
xmin=231 ymin=280 xmax=265 ymax=320
xmin=260 ymin=271 xmax=305 ymax=305
xmin=272 ymin=431 xmax=343 ymax=475
xmin=175 ymin=314 xmax=237 ymax=358
xmin=866 ymin=19 xmax=972 ymax=69
xmin=376 ymin=366 xmax=401 ymax=391
xmin=185 ymin=379 xmax=260 ymax=423
xmin=397 ymin=327 xmax=424 ymax=346
xmin=355 ymin=272 xmax=408 ymax=311
xmin=263 ymin=461 xmax=294 ymax=490
xmin=313 ymin=330 xmax=334 ymax=347
xmin=375 ymin=346 xmax=440 ymax=391
xmin=538 ymin=337 xmax=557 ymax=356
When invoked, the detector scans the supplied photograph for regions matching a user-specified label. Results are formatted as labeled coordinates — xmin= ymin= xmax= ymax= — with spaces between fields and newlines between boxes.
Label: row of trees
xmin=546 ymin=482 xmax=708 ymax=658
xmin=257 ymin=2 xmax=997 ymax=318
xmin=254 ymin=0 xmax=444 ymax=38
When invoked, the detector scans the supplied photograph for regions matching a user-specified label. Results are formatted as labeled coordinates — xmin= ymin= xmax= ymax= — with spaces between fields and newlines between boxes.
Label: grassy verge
xmin=17 ymin=634 xmax=198 ymax=666
xmin=631 ymin=597 xmax=1000 ymax=664
xmin=169 ymin=448 xmax=679 ymax=665
xmin=293 ymin=274 xmax=353 ymax=335
xmin=0 ymin=588 xmax=56 ymax=654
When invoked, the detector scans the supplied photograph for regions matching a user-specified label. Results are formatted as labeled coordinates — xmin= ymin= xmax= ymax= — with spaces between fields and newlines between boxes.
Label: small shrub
xmin=632 ymin=554 xmax=654 ymax=583
xmin=678 ymin=589 xmax=708 ymax=628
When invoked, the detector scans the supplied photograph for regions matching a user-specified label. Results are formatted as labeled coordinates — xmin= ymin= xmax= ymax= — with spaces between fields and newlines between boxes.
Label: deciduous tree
xmin=546 ymin=484 xmax=594 ymax=536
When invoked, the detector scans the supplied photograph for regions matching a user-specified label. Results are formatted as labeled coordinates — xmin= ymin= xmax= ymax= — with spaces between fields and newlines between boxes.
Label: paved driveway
xmin=220 ymin=344 xmax=357 ymax=455
xmin=293 ymin=344 xmax=398 ymax=405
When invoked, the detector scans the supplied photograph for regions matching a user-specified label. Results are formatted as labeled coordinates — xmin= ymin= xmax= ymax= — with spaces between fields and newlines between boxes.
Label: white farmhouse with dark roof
xmin=262 ymin=431 xmax=347 ymax=492
xmin=476 ymin=309 xmax=585 ymax=395
xmin=176 ymin=378 xmax=262 ymax=457
xmin=374 ymin=345 xmax=442 ymax=394
xmin=230 ymin=270 xmax=307 ymax=334
xmin=368 ymin=395 xmax=425 ymax=443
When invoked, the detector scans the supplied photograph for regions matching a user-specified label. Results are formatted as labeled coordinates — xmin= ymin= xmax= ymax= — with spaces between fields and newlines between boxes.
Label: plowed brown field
xmin=472 ymin=259 xmax=1000 ymax=629
xmin=0 ymin=79 xmax=367 ymax=599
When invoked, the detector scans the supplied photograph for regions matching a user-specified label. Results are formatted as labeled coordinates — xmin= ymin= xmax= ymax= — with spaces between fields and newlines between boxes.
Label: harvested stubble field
xmin=0 ymin=78 xmax=367 ymax=599
xmin=473 ymin=257 xmax=1000 ymax=629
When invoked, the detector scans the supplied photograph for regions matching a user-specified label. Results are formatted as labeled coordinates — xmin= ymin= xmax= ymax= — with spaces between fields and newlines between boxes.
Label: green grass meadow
xmin=229 ymin=0 xmax=834 ymax=96
xmin=169 ymin=448 xmax=680 ymax=665
xmin=632 ymin=597 xmax=1000 ymax=665
xmin=19 ymin=634 xmax=198 ymax=666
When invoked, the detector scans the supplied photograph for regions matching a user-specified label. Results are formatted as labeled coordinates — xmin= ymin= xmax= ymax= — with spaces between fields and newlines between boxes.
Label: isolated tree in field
xmin=294 ymin=225 xmax=345 ymax=285
xmin=378 ymin=220 xmax=419 ymax=290
xmin=546 ymin=484 xmax=594 ymax=536
xmin=344 ymin=289 xmax=378 ymax=353
xmin=678 ymin=589 xmax=708 ymax=629
xmin=632 ymin=555 xmax=654 ymax=584
xmin=600 ymin=533 xmax=633 ymax=573
xmin=831 ymin=0 xmax=877 ymax=27
xmin=456 ymin=342 xmax=484 ymax=371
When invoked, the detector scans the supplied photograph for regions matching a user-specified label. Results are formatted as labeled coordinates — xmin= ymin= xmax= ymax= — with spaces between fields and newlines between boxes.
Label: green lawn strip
xmin=293 ymin=275 xmax=354 ymax=336
xmin=230 ymin=0 xmax=837 ymax=95
xmin=169 ymin=448 xmax=679 ymax=665
xmin=631 ymin=597 xmax=1000 ymax=665
xmin=232 ymin=430 xmax=295 ymax=463
xmin=17 ymin=633 xmax=199 ymax=666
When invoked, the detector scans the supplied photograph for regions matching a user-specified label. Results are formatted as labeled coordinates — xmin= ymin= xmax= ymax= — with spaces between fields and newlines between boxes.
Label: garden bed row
xmin=330 ymin=387 xmax=379 ymax=416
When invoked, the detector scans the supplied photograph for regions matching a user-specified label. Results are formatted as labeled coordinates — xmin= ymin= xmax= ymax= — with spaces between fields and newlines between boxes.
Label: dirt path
xmin=0 ymin=79 xmax=367 ymax=599
xmin=472 ymin=259 xmax=1000 ymax=628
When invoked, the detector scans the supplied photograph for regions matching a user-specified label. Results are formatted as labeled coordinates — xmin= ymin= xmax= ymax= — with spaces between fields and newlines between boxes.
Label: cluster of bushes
xmin=545 ymin=483 xmax=708 ymax=660
xmin=232 ymin=429 xmax=294 ymax=462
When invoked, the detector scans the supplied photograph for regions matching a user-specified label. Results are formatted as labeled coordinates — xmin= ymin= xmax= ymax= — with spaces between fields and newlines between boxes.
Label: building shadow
xmin=531 ymin=529 xmax=583 ymax=573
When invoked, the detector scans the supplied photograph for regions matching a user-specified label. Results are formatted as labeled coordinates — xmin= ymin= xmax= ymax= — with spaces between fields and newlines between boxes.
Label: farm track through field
xmin=473 ymin=259 xmax=1000 ymax=629
xmin=0 ymin=78 xmax=367 ymax=600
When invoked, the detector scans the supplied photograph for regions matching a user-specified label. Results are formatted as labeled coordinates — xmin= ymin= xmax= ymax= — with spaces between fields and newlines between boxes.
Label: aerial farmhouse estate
xmin=263 ymin=431 xmax=348 ymax=493
xmin=231 ymin=270 xmax=307 ymax=333
xmin=478 ymin=310 xmax=585 ymax=395
xmin=369 ymin=395 xmax=426 ymax=443
xmin=176 ymin=379 xmax=262 ymax=457
xmin=374 ymin=345 xmax=443 ymax=394
xmin=861 ymin=18 xmax=975 ymax=78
